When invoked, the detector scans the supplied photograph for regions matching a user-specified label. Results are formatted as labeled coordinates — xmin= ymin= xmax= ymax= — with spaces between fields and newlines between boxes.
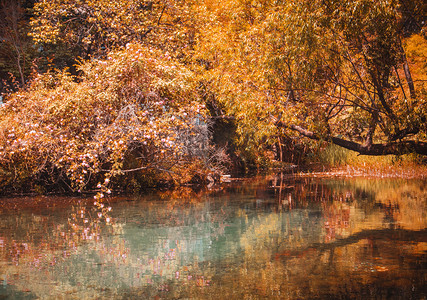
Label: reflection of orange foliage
xmin=195 ymin=276 xmax=211 ymax=287
xmin=0 ymin=200 xmax=116 ymax=271
xmin=159 ymin=187 xmax=205 ymax=206
xmin=274 ymin=247 xmax=317 ymax=260
xmin=323 ymin=203 xmax=350 ymax=242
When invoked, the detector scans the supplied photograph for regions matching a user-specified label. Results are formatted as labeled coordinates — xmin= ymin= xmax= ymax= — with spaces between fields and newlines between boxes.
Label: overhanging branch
xmin=281 ymin=123 xmax=427 ymax=156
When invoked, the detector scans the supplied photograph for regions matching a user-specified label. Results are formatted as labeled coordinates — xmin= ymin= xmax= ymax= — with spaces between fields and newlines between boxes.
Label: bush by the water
xmin=0 ymin=43 xmax=212 ymax=195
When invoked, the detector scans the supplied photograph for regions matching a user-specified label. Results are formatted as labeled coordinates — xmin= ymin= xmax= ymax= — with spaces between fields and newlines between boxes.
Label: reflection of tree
xmin=323 ymin=203 xmax=351 ymax=242
xmin=275 ymin=228 xmax=427 ymax=260
xmin=321 ymin=178 xmax=427 ymax=230
xmin=268 ymin=175 xmax=427 ymax=243
xmin=0 ymin=191 xmax=234 ymax=298
xmin=1 ymin=178 xmax=426 ymax=298
xmin=0 ymin=197 xmax=120 ymax=297
xmin=268 ymin=174 xmax=356 ymax=210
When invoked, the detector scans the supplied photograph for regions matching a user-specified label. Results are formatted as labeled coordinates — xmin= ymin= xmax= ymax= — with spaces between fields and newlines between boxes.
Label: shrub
xmin=0 ymin=43 xmax=208 ymax=195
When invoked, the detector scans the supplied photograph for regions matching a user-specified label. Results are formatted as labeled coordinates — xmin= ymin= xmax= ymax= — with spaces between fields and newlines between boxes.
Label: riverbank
xmin=296 ymin=164 xmax=427 ymax=179
xmin=1 ymin=164 xmax=426 ymax=198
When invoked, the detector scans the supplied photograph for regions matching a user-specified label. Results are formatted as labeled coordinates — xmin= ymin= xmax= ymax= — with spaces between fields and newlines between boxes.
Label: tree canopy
xmin=195 ymin=0 xmax=427 ymax=156
xmin=0 ymin=0 xmax=426 ymax=194
xmin=30 ymin=0 xmax=196 ymax=60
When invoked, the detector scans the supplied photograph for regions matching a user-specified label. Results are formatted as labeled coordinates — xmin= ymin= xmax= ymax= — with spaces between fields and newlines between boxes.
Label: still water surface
xmin=0 ymin=176 xmax=426 ymax=299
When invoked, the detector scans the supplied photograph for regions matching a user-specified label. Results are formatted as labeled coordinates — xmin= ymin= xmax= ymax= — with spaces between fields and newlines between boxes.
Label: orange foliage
xmin=0 ymin=43 xmax=207 ymax=196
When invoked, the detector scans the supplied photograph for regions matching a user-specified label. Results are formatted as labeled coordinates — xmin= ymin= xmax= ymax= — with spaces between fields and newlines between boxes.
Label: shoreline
xmin=1 ymin=166 xmax=426 ymax=199
xmin=297 ymin=165 xmax=427 ymax=179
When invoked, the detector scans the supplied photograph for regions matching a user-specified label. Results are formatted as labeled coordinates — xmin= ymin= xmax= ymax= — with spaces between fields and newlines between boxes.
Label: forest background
xmin=0 ymin=0 xmax=426 ymax=196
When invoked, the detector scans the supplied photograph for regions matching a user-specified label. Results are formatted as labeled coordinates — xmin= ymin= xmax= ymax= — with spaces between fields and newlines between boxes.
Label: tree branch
xmin=280 ymin=123 xmax=427 ymax=156
xmin=398 ymin=37 xmax=416 ymax=99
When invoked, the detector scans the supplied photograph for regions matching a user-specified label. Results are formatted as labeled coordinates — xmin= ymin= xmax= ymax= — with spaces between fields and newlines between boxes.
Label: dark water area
xmin=0 ymin=176 xmax=426 ymax=299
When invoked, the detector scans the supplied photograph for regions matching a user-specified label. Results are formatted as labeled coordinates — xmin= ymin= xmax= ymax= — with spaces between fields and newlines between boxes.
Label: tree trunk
xmin=399 ymin=37 xmax=416 ymax=99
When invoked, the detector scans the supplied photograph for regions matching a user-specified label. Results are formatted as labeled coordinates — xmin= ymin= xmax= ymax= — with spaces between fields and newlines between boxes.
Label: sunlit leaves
xmin=30 ymin=0 xmax=197 ymax=60
xmin=194 ymin=0 xmax=426 ymax=158
xmin=0 ymin=43 xmax=207 ymax=194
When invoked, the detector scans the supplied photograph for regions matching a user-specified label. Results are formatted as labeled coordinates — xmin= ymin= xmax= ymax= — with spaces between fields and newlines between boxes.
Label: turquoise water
xmin=0 ymin=176 xmax=426 ymax=299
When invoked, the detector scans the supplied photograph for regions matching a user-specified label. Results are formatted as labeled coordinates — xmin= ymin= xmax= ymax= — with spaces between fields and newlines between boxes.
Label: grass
xmin=313 ymin=144 xmax=427 ymax=179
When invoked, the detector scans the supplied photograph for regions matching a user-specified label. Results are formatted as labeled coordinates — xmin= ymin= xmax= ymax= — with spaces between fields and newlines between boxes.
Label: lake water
xmin=0 ymin=175 xmax=426 ymax=299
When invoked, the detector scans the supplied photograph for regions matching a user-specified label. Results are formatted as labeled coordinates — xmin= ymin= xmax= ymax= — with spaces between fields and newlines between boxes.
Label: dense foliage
xmin=195 ymin=0 xmax=427 ymax=158
xmin=30 ymin=0 xmax=196 ymax=60
xmin=0 ymin=43 xmax=209 ymax=195
xmin=0 ymin=0 xmax=426 ymax=194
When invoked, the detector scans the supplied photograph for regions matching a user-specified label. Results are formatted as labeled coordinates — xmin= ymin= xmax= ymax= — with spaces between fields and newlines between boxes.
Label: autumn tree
xmin=0 ymin=43 xmax=209 ymax=194
xmin=194 ymin=0 xmax=427 ymax=158
xmin=30 ymin=0 xmax=197 ymax=62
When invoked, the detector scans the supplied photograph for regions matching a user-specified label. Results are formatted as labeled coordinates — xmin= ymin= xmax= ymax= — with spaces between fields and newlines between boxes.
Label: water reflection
xmin=0 ymin=177 xmax=426 ymax=299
